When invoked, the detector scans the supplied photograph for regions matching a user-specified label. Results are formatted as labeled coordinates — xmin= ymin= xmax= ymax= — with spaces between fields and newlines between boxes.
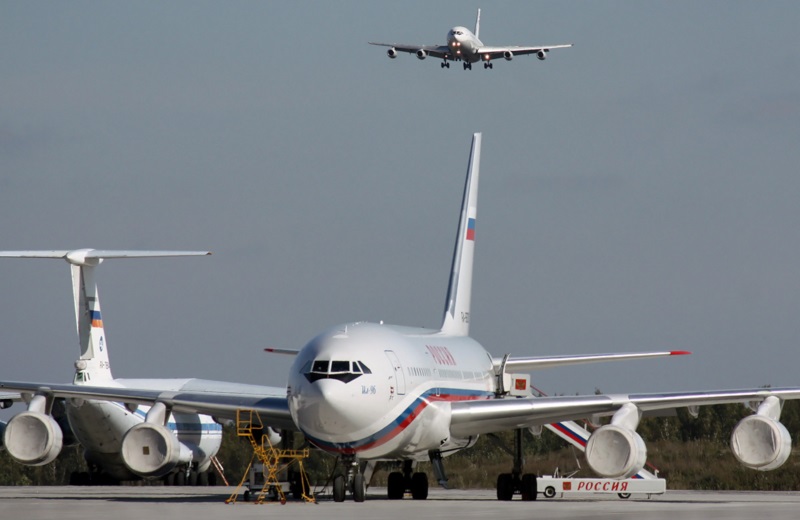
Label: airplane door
xmin=384 ymin=350 xmax=406 ymax=395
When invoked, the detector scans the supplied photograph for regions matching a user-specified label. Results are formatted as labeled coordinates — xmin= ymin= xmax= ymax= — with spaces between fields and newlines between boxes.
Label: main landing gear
xmin=440 ymin=60 xmax=450 ymax=68
xmin=463 ymin=62 xmax=472 ymax=70
xmin=493 ymin=429 xmax=538 ymax=501
xmin=483 ymin=62 xmax=493 ymax=69
xmin=387 ymin=460 xmax=429 ymax=500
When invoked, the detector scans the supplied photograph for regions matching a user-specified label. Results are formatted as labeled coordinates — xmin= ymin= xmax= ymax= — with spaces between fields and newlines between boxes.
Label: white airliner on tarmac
xmin=0 ymin=250 xmax=287 ymax=485
xmin=3 ymin=133 xmax=800 ymax=503
xmin=369 ymin=9 xmax=573 ymax=69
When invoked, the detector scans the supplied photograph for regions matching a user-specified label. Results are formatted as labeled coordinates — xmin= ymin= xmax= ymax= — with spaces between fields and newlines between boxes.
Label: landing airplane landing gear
xmin=463 ymin=62 xmax=472 ymax=70
xmin=483 ymin=62 xmax=493 ymax=69
xmin=441 ymin=61 xmax=450 ymax=68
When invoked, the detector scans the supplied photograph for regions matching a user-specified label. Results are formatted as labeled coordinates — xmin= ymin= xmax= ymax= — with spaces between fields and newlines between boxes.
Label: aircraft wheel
xmin=410 ymin=472 xmax=428 ymax=500
xmin=333 ymin=475 xmax=346 ymax=502
xmin=496 ymin=473 xmax=514 ymax=501
xmin=544 ymin=486 xmax=556 ymax=498
xmin=175 ymin=471 xmax=186 ymax=486
xmin=618 ymin=493 xmax=631 ymax=499
xmin=199 ymin=471 xmax=209 ymax=486
xmin=243 ymin=489 xmax=250 ymax=502
xmin=189 ymin=470 xmax=198 ymax=486
xmin=353 ymin=473 xmax=366 ymax=502
xmin=387 ymin=471 xmax=405 ymax=499
xmin=521 ymin=474 xmax=537 ymax=501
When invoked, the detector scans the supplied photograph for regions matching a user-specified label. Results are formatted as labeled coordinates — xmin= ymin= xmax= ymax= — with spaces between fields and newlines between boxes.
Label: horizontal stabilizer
xmin=0 ymin=249 xmax=211 ymax=266
xmin=497 ymin=350 xmax=690 ymax=372
xmin=264 ymin=347 xmax=300 ymax=356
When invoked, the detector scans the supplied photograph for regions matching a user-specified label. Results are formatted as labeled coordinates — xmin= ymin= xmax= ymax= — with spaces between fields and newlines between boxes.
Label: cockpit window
xmin=312 ymin=360 xmax=329 ymax=373
xmin=330 ymin=361 xmax=350 ymax=373
xmin=304 ymin=359 xmax=372 ymax=384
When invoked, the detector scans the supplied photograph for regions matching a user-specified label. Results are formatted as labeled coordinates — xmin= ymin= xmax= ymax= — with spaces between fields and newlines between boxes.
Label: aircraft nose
xmin=293 ymin=379 xmax=365 ymax=437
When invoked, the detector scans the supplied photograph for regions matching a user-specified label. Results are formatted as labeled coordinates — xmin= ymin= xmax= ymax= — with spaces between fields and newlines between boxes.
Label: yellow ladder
xmin=226 ymin=409 xmax=315 ymax=504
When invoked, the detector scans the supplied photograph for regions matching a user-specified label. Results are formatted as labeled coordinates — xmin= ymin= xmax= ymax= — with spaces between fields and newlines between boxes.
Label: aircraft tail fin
xmin=0 ymin=249 xmax=210 ymax=385
xmin=474 ymin=8 xmax=481 ymax=40
xmin=440 ymin=133 xmax=481 ymax=337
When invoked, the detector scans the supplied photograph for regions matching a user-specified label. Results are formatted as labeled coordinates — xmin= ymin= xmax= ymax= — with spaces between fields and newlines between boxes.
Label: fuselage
xmin=447 ymin=26 xmax=484 ymax=63
xmin=288 ymin=321 xmax=497 ymax=460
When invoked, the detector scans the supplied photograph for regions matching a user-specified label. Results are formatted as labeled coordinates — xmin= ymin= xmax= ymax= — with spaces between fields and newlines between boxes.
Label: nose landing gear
xmin=332 ymin=456 xmax=370 ymax=502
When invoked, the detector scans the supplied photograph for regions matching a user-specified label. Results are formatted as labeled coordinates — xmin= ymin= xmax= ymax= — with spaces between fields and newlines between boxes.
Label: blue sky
xmin=1 ymin=1 xmax=799 ymax=401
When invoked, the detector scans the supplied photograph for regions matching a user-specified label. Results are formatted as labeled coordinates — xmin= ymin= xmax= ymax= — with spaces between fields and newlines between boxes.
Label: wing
xmin=478 ymin=43 xmax=573 ymax=60
xmin=0 ymin=379 xmax=295 ymax=430
xmin=369 ymin=42 xmax=453 ymax=60
xmin=449 ymin=387 xmax=800 ymax=437
xmin=499 ymin=350 xmax=690 ymax=372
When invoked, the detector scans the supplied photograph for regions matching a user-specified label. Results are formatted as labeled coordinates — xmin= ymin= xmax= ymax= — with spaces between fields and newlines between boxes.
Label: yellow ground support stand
xmin=226 ymin=409 xmax=315 ymax=505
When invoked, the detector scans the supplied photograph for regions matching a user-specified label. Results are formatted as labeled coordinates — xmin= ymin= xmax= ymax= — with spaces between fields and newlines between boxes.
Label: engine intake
xmin=387 ymin=47 xmax=398 ymax=59
xmin=585 ymin=424 xmax=647 ymax=479
xmin=416 ymin=49 xmax=428 ymax=60
xmin=730 ymin=415 xmax=791 ymax=471
xmin=121 ymin=422 xmax=183 ymax=478
xmin=503 ymin=50 xmax=513 ymax=61
xmin=537 ymin=50 xmax=547 ymax=61
xmin=4 ymin=412 xmax=63 ymax=465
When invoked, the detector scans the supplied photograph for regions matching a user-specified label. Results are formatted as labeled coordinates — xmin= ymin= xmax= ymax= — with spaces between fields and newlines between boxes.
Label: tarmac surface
xmin=2 ymin=486 xmax=800 ymax=520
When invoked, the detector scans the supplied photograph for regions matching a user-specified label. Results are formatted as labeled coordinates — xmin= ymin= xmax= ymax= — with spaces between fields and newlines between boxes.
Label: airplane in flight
xmin=0 ymin=250 xmax=287 ymax=485
xmin=2 ymin=133 xmax=800 ymax=502
xmin=369 ymin=9 xmax=573 ymax=69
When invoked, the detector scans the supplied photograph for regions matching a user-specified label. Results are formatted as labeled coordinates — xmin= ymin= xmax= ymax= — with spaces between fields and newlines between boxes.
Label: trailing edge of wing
xmin=498 ymin=350 xmax=690 ymax=372
xmin=449 ymin=387 xmax=800 ymax=438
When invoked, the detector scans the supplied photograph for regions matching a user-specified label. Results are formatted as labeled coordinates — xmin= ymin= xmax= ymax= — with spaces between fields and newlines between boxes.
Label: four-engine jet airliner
xmin=369 ymin=9 xmax=573 ymax=69
xmin=3 ymin=134 xmax=800 ymax=503
xmin=0 ymin=250 xmax=287 ymax=485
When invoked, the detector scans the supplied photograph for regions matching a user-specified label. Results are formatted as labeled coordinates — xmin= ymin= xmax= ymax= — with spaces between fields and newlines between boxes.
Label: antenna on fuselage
xmin=440 ymin=133 xmax=481 ymax=337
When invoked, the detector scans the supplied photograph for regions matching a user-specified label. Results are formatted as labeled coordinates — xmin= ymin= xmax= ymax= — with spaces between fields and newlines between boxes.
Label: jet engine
xmin=537 ymin=50 xmax=547 ymax=61
xmin=121 ymin=422 xmax=187 ymax=478
xmin=503 ymin=50 xmax=513 ymax=61
xmin=3 ymin=412 xmax=64 ymax=466
xmin=416 ymin=49 xmax=428 ymax=60
xmin=387 ymin=47 xmax=398 ymax=59
xmin=585 ymin=424 xmax=647 ymax=478
xmin=730 ymin=414 xmax=792 ymax=471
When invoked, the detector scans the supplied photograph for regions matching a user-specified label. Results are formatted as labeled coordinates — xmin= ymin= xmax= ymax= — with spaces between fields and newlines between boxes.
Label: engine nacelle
xmin=503 ymin=50 xmax=514 ymax=61
xmin=585 ymin=424 xmax=647 ymax=479
xmin=730 ymin=415 xmax=792 ymax=471
xmin=537 ymin=50 xmax=547 ymax=61
xmin=387 ymin=47 xmax=398 ymax=59
xmin=4 ymin=412 xmax=63 ymax=465
xmin=416 ymin=49 xmax=427 ymax=60
xmin=121 ymin=422 xmax=183 ymax=478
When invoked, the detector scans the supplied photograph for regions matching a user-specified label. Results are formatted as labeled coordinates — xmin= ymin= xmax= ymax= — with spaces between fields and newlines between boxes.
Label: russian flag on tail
xmin=466 ymin=218 xmax=476 ymax=241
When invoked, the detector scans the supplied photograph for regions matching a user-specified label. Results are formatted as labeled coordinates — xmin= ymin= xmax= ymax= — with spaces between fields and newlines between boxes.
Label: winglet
xmin=474 ymin=8 xmax=481 ymax=40
xmin=440 ymin=133 xmax=481 ymax=337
